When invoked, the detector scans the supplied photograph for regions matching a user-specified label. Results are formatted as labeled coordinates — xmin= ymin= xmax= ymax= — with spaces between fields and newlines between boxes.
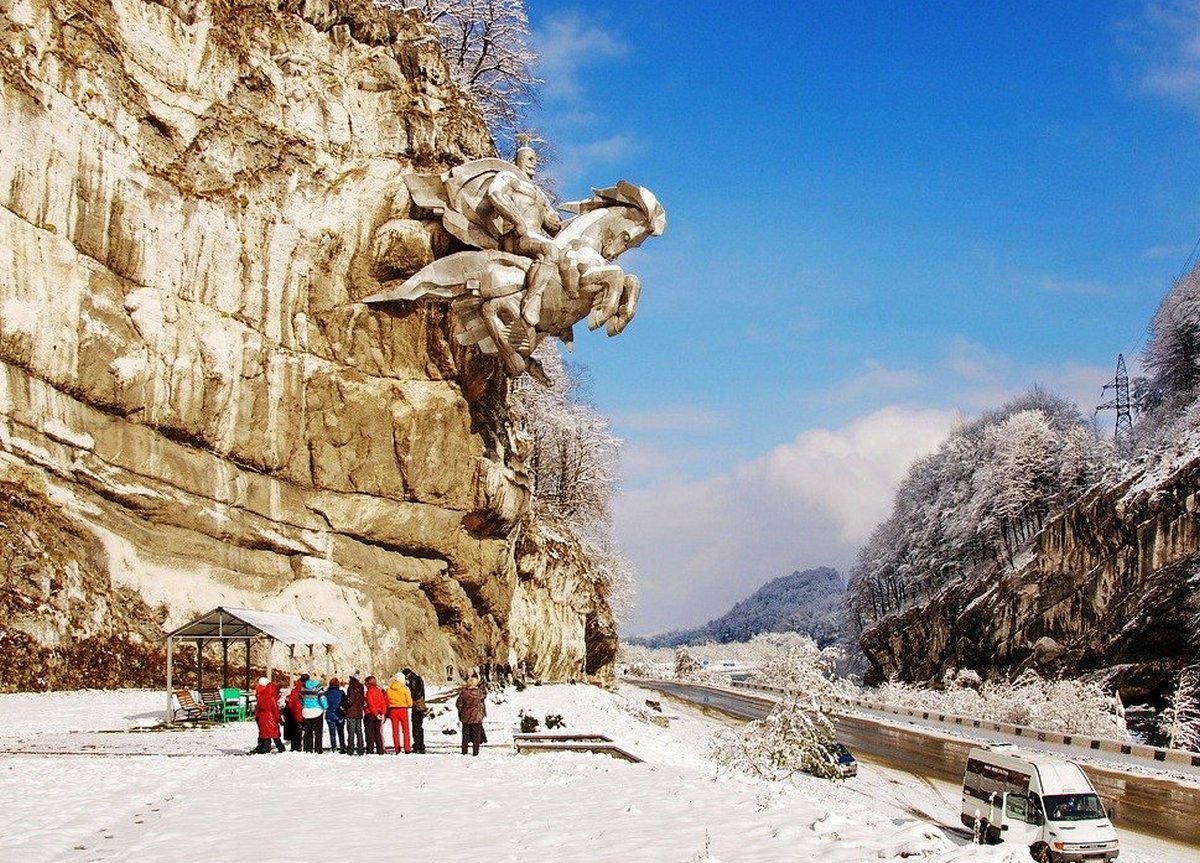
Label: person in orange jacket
xmin=363 ymin=675 xmax=388 ymax=755
xmin=386 ymin=672 xmax=413 ymax=754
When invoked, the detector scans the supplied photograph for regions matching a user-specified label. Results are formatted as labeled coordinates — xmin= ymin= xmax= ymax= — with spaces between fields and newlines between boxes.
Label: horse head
xmin=557 ymin=181 xmax=666 ymax=261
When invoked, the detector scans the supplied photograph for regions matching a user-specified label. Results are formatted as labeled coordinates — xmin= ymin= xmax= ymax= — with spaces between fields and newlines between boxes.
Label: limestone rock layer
xmin=0 ymin=0 xmax=615 ymax=686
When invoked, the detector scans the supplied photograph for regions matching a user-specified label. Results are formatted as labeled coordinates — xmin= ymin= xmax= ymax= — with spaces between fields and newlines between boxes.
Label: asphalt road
xmin=636 ymin=680 xmax=1200 ymax=850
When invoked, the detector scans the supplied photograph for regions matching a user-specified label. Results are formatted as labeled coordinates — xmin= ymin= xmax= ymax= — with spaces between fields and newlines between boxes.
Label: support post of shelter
xmin=166 ymin=636 xmax=174 ymax=724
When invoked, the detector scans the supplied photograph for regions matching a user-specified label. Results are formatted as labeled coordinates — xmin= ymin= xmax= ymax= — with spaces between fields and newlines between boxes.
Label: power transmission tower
xmin=1095 ymin=353 xmax=1134 ymax=457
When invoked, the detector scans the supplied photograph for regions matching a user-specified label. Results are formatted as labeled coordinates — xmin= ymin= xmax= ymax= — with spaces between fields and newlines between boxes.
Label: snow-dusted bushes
xmin=710 ymin=633 xmax=846 ymax=782
xmin=711 ymin=695 xmax=842 ymax=782
xmin=869 ymin=669 xmax=1128 ymax=739
xmin=617 ymin=642 xmax=674 ymax=678
xmin=1138 ymin=264 xmax=1200 ymax=439
xmin=673 ymin=647 xmax=707 ymax=681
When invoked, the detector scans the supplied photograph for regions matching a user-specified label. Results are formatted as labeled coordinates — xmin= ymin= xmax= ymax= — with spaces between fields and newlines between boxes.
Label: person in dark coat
xmin=341 ymin=673 xmax=366 ymax=755
xmin=284 ymin=673 xmax=308 ymax=752
xmin=455 ymin=673 xmax=487 ymax=756
xmin=254 ymin=677 xmax=285 ymax=754
xmin=403 ymin=667 xmax=427 ymax=754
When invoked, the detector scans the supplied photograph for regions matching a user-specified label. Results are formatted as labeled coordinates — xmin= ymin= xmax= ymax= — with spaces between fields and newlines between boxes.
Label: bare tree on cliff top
xmin=404 ymin=0 xmax=540 ymax=139
xmin=1138 ymin=263 xmax=1200 ymax=448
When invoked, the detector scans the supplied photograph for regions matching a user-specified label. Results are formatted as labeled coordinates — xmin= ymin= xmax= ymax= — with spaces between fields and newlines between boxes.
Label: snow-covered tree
xmin=510 ymin=343 xmax=635 ymax=620
xmin=846 ymin=388 xmax=1109 ymax=631
xmin=512 ymin=344 xmax=620 ymax=527
xmin=752 ymin=634 xmax=836 ymax=707
xmin=673 ymin=646 xmax=705 ymax=681
xmin=711 ymin=695 xmax=842 ymax=782
xmin=404 ymin=0 xmax=540 ymax=139
xmin=1161 ymin=664 xmax=1200 ymax=751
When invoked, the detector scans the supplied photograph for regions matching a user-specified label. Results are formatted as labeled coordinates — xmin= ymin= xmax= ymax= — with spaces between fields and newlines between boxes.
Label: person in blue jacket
xmin=324 ymin=677 xmax=346 ymax=754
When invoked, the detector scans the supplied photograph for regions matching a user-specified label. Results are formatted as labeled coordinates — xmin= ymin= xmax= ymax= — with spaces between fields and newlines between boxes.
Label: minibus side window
xmin=1005 ymin=793 xmax=1034 ymax=824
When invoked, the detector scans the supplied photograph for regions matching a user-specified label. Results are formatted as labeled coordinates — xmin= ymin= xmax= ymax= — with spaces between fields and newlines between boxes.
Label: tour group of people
xmin=251 ymin=667 xmax=490 ymax=757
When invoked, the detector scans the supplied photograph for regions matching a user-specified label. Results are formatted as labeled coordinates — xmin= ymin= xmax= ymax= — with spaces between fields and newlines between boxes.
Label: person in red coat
xmin=363 ymin=675 xmax=388 ymax=755
xmin=254 ymin=677 xmax=285 ymax=754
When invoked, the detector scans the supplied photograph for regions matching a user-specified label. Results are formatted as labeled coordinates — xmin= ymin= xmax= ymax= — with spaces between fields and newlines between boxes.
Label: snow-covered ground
xmin=0 ymin=683 xmax=1187 ymax=862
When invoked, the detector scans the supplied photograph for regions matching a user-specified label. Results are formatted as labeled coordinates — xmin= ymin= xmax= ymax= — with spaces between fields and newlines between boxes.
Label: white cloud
xmin=534 ymin=12 xmax=627 ymax=104
xmin=617 ymin=406 xmax=958 ymax=634
xmin=944 ymin=337 xmax=1012 ymax=383
xmin=1116 ymin=1 xmax=1200 ymax=113
xmin=824 ymin=361 xmax=926 ymax=404
xmin=1141 ymin=242 xmax=1195 ymax=259
xmin=552 ymin=134 xmax=641 ymax=192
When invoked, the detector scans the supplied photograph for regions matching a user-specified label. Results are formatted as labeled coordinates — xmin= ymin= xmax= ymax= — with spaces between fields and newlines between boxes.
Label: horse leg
xmin=607 ymin=274 xmax=641 ymax=336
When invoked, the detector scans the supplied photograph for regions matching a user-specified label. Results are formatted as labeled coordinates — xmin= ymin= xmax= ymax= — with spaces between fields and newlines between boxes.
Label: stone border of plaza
xmin=729 ymin=679 xmax=1200 ymax=770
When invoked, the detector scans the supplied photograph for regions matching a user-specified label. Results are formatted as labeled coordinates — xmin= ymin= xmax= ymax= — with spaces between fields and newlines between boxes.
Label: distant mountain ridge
xmin=630 ymin=567 xmax=845 ymax=648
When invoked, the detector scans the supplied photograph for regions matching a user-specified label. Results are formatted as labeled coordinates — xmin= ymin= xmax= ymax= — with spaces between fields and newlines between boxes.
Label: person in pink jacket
xmin=254 ymin=677 xmax=285 ymax=754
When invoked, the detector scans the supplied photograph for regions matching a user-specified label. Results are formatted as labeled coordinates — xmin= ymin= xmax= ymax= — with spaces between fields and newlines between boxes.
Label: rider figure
xmin=483 ymin=135 xmax=577 ymax=327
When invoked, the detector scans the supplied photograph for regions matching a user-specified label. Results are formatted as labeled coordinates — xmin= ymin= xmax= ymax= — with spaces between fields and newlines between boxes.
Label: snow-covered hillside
xmin=1 ymin=683 xmax=1186 ymax=862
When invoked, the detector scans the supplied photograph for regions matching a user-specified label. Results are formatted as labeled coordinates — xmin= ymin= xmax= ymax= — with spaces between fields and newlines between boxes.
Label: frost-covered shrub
xmin=712 ymin=696 xmax=842 ymax=782
xmin=868 ymin=670 xmax=1128 ymax=739
xmin=1161 ymin=665 xmax=1200 ymax=751
xmin=673 ymin=647 xmax=706 ymax=681
xmin=942 ymin=667 xmax=983 ymax=691
xmin=398 ymin=0 xmax=539 ymax=140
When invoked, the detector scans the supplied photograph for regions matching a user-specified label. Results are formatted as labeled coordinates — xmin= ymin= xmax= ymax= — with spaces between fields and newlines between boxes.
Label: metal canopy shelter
xmin=164 ymin=606 xmax=340 ymax=723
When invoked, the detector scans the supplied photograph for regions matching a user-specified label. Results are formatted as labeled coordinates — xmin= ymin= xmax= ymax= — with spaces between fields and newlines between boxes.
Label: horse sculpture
xmin=363 ymin=153 xmax=666 ymax=386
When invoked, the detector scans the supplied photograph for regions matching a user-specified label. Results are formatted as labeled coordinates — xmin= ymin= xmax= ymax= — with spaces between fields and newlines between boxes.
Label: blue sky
xmin=520 ymin=1 xmax=1200 ymax=635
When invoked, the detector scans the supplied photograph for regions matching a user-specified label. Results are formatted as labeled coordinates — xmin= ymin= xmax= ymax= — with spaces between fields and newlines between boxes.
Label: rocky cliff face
xmin=0 ymin=0 xmax=615 ymax=688
xmin=860 ymin=454 xmax=1200 ymax=701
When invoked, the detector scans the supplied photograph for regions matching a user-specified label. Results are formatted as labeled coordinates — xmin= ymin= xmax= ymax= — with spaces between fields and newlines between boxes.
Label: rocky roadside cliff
xmin=859 ymin=451 xmax=1200 ymax=701
xmin=0 ymin=0 xmax=615 ymax=689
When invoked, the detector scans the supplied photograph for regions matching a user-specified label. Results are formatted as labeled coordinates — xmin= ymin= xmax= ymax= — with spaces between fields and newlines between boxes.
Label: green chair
xmin=221 ymin=688 xmax=246 ymax=722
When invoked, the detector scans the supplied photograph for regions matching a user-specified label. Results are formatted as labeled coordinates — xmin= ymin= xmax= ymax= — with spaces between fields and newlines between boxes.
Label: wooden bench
xmin=172 ymin=689 xmax=206 ymax=721
xmin=198 ymin=688 xmax=225 ymax=721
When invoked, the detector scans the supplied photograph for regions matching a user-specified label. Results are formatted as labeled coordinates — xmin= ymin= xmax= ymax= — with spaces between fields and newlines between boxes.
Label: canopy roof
xmin=165 ymin=606 xmax=340 ymax=645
